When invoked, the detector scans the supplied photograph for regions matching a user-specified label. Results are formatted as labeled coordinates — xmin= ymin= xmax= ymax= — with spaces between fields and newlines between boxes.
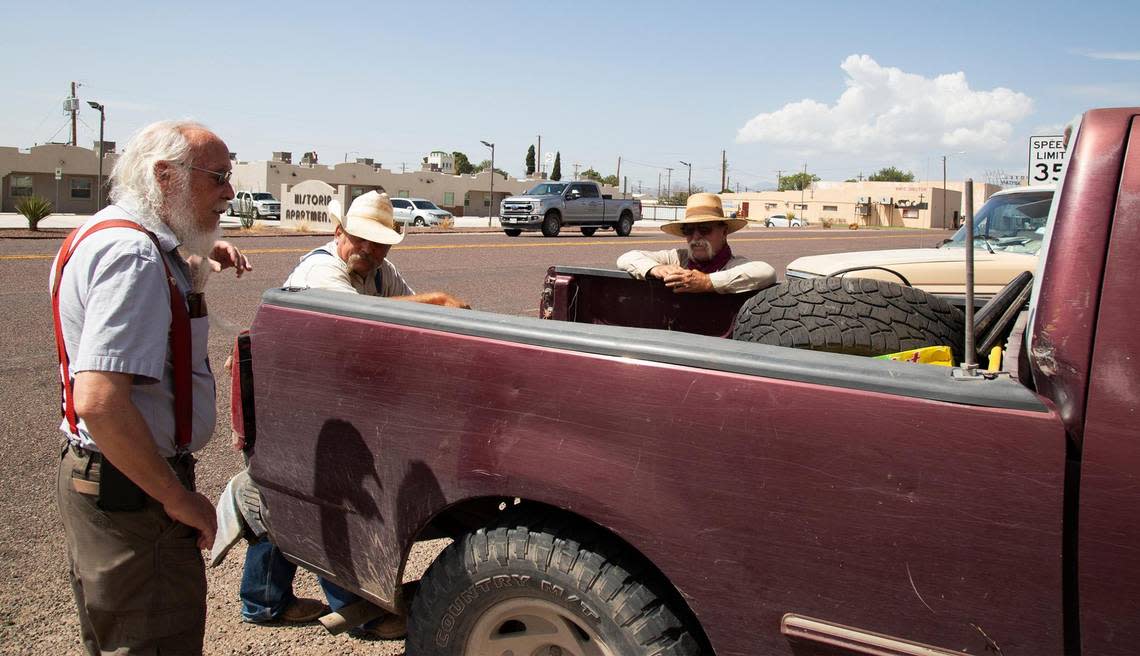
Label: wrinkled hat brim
xmin=329 ymin=199 xmax=405 ymax=245
xmin=661 ymin=215 xmax=748 ymax=237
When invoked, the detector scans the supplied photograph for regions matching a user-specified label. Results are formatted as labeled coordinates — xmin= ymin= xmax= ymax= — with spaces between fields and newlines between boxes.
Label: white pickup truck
xmin=227 ymin=191 xmax=281 ymax=220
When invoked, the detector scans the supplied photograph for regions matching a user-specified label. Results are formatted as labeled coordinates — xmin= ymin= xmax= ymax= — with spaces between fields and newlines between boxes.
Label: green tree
xmin=778 ymin=171 xmax=819 ymax=191
xmin=452 ymin=151 xmax=475 ymax=175
xmin=600 ymin=174 xmax=620 ymax=187
xmin=868 ymin=166 xmax=915 ymax=182
xmin=579 ymin=167 xmax=602 ymax=182
xmin=526 ymin=145 xmax=536 ymax=176
xmin=551 ymin=152 xmax=562 ymax=181
xmin=473 ymin=160 xmax=509 ymax=179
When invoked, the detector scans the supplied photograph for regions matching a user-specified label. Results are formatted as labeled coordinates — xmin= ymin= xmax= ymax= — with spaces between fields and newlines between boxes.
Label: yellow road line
xmin=0 ymin=232 xmax=939 ymax=261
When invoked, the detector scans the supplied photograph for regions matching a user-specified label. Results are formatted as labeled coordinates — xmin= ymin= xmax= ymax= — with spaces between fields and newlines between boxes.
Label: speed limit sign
xmin=1028 ymin=135 xmax=1066 ymax=186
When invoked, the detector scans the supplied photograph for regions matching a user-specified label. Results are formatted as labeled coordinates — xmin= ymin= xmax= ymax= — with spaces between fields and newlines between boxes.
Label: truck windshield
xmin=940 ymin=190 xmax=1054 ymax=255
xmin=413 ymin=200 xmax=439 ymax=210
xmin=252 ymin=193 xmax=275 ymax=201
xmin=526 ymin=183 xmax=568 ymax=196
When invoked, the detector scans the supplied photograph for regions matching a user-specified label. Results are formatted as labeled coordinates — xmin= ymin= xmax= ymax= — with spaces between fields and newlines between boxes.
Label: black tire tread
xmin=733 ymin=277 xmax=965 ymax=360
xmin=407 ymin=509 xmax=702 ymax=655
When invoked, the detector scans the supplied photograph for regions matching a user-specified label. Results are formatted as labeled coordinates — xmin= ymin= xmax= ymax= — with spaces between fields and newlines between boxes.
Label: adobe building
xmin=0 ymin=143 xmax=116 ymax=213
xmin=721 ymin=180 xmax=1001 ymax=230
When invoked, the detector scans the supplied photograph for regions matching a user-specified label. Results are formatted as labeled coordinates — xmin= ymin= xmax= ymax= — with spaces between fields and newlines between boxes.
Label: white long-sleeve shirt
xmin=616 ymin=247 xmax=777 ymax=293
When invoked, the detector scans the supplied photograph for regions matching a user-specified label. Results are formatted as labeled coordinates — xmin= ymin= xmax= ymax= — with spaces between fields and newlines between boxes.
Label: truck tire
xmin=503 ymin=229 xmax=522 ymax=237
xmin=541 ymin=211 xmax=562 ymax=237
xmin=407 ymin=515 xmax=703 ymax=656
xmin=580 ymin=227 xmax=597 ymax=236
xmin=616 ymin=212 xmax=634 ymax=237
xmin=733 ymin=277 xmax=965 ymax=361
xmin=252 ymin=207 xmax=261 ymax=219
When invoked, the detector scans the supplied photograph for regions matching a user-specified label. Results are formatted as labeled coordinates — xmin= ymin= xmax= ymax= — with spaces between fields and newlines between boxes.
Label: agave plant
xmin=16 ymin=195 xmax=52 ymax=231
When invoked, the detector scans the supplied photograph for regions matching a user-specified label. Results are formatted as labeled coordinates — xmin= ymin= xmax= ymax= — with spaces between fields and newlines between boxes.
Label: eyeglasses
xmin=181 ymin=163 xmax=232 ymax=186
xmin=680 ymin=223 xmax=720 ymax=237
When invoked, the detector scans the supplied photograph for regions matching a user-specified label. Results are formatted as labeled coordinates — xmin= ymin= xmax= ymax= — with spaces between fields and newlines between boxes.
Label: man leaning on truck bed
xmin=617 ymin=192 xmax=776 ymax=293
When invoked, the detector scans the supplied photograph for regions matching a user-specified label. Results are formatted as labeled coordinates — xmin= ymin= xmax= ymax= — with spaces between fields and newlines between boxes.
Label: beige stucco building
xmin=721 ymin=180 xmax=1001 ymax=230
xmin=0 ymin=144 xmax=117 ymax=213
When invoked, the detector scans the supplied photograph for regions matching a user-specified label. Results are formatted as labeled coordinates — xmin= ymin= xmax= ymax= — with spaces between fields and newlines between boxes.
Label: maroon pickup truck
xmin=232 ymin=108 xmax=1139 ymax=655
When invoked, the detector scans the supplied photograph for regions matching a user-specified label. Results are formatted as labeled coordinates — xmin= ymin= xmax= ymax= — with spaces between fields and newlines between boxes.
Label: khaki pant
xmin=56 ymin=444 xmax=207 ymax=656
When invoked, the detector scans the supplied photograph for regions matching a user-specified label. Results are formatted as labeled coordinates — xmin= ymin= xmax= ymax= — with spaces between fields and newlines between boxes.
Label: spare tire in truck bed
xmin=733 ymin=277 xmax=965 ymax=361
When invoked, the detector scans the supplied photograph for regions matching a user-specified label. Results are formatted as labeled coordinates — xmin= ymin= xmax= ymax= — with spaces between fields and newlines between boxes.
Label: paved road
xmin=0 ymin=225 xmax=951 ymax=654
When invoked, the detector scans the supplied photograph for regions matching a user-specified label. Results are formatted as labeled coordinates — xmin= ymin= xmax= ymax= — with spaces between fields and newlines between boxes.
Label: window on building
xmin=70 ymin=179 xmax=92 ymax=199
xmin=483 ymin=199 xmax=491 ymax=207
xmin=10 ymin=175 xmax=33 ymax=198
xmin=903 ymin=208 xmax=919 ymax=219
xmin=794 ymin=203 xmax=807 ymax=210
xmin=398 ymin=190 xmax=410 ymax=198
xmin=464 ymin=192 xmax=470 ymax=206
xmin=443 ymin=192 xmax=454 ymax=206
xmin=764 ymin=203 xmax=777 ymax=209
xmin=822 ymin=205 xmax=838 ymax=211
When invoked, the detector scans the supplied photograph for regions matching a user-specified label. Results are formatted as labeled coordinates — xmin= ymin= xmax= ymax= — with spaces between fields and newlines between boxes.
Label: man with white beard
xmin=617 ymin=192 xmax=776 ymax=293
xmin=50 ymin=120 xmax=251 ymax=655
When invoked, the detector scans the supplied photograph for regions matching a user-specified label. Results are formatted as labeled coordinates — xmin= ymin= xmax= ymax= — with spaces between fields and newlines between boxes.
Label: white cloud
xmin=736 ymin=55 xmax=1034 ymax=156
xmin=1072 ymin=49 xmax=1140 ymax=61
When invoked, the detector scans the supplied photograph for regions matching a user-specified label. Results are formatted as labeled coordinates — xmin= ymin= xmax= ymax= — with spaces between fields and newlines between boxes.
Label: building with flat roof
xmin=0 ymin=143 xmax=116 ymax=213
xmin=721 ymin=180 xmax=1001 ymax=230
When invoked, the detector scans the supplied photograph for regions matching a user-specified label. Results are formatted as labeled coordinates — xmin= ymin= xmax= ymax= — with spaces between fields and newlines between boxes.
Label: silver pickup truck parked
xmin=500 ymin=181 xmax=641 ymax=237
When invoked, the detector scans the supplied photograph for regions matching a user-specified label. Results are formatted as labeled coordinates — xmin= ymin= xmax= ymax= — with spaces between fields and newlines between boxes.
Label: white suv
xmin=228 ymin=192 xmax=280 ymax=219
xmin=391 ymin=198 xmax=453 ymax=226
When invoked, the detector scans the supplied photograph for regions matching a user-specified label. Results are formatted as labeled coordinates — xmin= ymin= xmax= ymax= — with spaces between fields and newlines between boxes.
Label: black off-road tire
xmin=733 ymin=277 xmax=965 ymax=361
xmin=407 ymin=514 xmax=703 ymax=656
xmin=580 ymin=226 xmax=598 ymax=236
xmin=503 ymin=229 xmax=522 ymax=237
xmin=616 ymin=212 xmax=634 ymax=237
xmin=541 ymin=211 xmax=562 ymax=237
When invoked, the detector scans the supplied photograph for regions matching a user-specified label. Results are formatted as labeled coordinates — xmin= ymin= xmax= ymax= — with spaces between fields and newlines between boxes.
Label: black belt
xmin=66 ymin=441 xmax=195 ymax=471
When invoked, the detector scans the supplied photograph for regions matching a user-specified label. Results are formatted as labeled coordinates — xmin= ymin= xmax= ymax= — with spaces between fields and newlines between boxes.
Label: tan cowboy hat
xmin=661 ymin=192 xmax=747 ymax=237
xmin=329 ymin=191 xmax=404 ymax=245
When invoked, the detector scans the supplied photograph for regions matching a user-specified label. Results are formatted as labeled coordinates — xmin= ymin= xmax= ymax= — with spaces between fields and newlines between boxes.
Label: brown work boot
xmin=276 ymin=597 xmax=328 ymax=624
xmin=347 ymin=611 xmax=407 ymax=640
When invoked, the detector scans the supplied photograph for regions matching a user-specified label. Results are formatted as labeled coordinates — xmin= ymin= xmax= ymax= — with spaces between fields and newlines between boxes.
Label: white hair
xmin=109 ymin=119 xmax=209 ymax=220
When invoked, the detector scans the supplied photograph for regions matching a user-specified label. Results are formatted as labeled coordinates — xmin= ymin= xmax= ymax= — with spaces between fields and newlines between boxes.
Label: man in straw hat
xmin=282 ymin=190 xmax=468 ymax=306
xmin=235 ymin=191 xmax=465 ymax=639
xmin=617 ymin=192 xmax=776 ymax=293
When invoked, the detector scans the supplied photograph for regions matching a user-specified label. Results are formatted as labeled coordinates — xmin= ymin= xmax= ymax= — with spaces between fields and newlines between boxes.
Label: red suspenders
xmin=51 ymin=220 xmax=193 ymax=450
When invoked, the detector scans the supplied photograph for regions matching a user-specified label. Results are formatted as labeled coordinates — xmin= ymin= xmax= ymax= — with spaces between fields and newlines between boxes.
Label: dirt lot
xmin=0 ymin=225 xmax=951 ymax=654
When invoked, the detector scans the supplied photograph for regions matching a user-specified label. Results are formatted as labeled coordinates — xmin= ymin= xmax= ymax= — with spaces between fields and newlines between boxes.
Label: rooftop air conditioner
xmin=857 ymin=196 xmax=871 ymax=204
xmin=878 ymin=197 xmax=893 ymax=205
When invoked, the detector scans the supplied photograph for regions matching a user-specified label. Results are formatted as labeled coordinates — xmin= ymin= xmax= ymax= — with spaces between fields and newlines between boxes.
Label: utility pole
xmin=800 ymin=162 xmax=807 ymax=219
xmin=776 ymin=169 xmax=783 ymax=191
xmin=68 ymin=81 xmax=79 ymax=146
xmin=679 ymin=160 xmax=692 ymax=196
xmin=942 ymin=155 xmax=948 ymax=229
xmin=573 ymin=163 xmax=581 ymax=180
xmin=721 ymin=150 xmax=727 ymax=192
xmin=87 ymin=100 xmax=105 ymax=210
xmin=401 ymin=162 xmax=406 ymax=173
xmin=616 ymin=155 xmax=621 ymax=185
xmin=481 ymin=140 xmax=495 ymax=226
xmin=537 ymin=134 xmax=542 ymax=178
xmin=657 ymin=173 xmax=661 ymax=199
xmin=665 ymin=168 xmax=673 ymax=199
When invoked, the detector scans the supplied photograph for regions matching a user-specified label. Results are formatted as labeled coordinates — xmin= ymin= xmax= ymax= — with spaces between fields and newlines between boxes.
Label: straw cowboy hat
xmin=328 ymin=191 xmax=404 ymax=245
xmin=661 ymin=192 xmax=748 ymax=237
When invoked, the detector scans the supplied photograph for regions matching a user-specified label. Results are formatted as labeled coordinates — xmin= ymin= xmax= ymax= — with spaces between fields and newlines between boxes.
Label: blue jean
xmin=239 ymin=538 xmax=362 ymax=622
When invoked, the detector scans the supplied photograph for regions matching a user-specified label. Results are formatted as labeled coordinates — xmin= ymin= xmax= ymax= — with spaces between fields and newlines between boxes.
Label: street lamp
xmin=87 ymin=101 xmax=105 ymax=210
xmin=480 ymin=140 xmax=495 ymax=226
xmin=679 ymin=160 xmax=692 ymax=197
xmin=941 ymin=151 xmax=966 ymax=229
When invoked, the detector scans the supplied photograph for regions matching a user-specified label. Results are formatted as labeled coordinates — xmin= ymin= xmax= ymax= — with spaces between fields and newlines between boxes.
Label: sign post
xmin=1028 ymin=135 xmax=1066 ymax=186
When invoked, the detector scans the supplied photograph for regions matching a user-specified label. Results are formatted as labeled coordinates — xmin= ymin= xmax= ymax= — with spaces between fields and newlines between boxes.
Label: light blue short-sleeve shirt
xmin=51 ymin=205 xmax=217 ymax=456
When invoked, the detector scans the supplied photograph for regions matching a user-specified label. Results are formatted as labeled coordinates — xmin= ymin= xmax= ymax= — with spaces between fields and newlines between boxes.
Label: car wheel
xmin=733 ymin=277 xmax=966 ymax=361
xmin=414 ymin=217 xmax=426 ymax=227
xmin=541 ymin=211 xmax=562 ymax=237
xmin=407 ymin=513 xmax=704 ymax=656
xmin=616 ymin=212 xmax=634 ymax=237
xmin=226 ymin=206 xmax=234 ymax=216
xmin=252 ymin=207 xmax=261 ymax=219
xmin=580 ymin=227 xmax=597 ymax=236
xmin=503 ymin=229 xmax=522 ymax=237
xmin=764 ymin=220 xmax=773 ymax=228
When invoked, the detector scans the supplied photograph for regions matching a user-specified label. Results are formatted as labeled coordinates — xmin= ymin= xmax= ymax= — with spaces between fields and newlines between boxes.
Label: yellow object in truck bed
xmin=874 ymin=345 xmax=953 ymax=366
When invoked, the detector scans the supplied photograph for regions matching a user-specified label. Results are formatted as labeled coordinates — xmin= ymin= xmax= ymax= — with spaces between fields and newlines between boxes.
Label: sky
xmin=2 ymin=0 xmax=1138 ymax=193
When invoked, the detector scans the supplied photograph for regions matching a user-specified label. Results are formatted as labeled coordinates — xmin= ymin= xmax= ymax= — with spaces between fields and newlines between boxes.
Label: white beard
xmin=165 ymin=182 xmax=220 ymax=260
